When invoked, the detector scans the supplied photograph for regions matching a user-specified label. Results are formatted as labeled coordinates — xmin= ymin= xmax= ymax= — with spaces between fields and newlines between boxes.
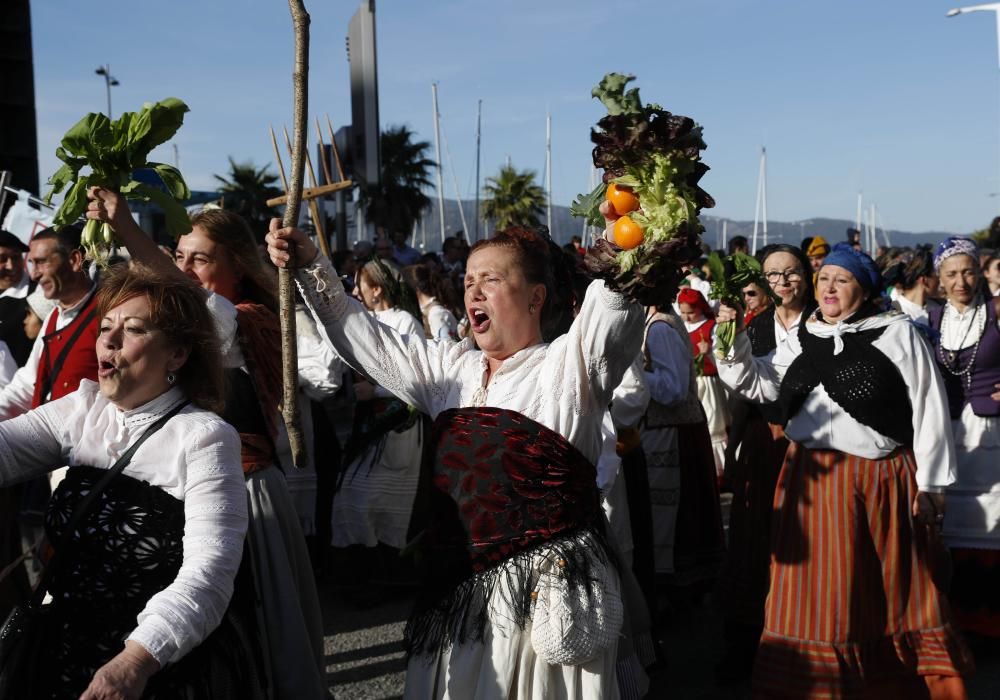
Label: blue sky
xmin=29 ymin=0 xmax=1000 ymax=234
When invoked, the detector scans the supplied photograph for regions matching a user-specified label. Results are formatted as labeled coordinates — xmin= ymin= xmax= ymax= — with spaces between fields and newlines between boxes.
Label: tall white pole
xmin=431 ymin=82 xmax=446 ymax=244
xmin=475 ymin=99 xmax=482 ymax=242
xmin=752 ymin=149 xmax=763 ymax=255
xmin=856 ymin=191 xmax=863 ymax=233
xmin=722 ymin=220 xmax=728 ymax=250
xmin=762 ymin=147 xmax=769 ymax=247
xmin=441 ymin=128 xmax=469 ymax=236
xmin=546 ymin=112 xmax=553 ymax=237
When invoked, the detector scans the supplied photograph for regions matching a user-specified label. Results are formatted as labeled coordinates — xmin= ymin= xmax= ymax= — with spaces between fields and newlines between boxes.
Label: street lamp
xmin=948 ymin=4 xmax=1000 ymax=210
xmin=95 ymin=64 xmax=119 ymax=119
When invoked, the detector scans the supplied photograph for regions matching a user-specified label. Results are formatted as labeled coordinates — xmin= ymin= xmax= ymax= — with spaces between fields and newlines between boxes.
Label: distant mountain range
xmin=412 ymin=199 xmax=958 ymax=251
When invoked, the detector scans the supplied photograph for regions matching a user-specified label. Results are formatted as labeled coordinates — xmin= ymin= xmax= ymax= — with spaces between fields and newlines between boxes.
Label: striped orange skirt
xmin=752 ymin=444 xmax=974 ymax=699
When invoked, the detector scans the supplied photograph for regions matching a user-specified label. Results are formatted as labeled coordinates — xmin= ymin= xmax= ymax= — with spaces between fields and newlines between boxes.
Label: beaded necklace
xmin=937 ymin=299 xmax=986 ymax=390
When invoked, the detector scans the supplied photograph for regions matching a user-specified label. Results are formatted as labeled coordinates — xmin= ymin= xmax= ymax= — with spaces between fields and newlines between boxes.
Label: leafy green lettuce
xmin=45 ymin=98 xmax=193 ymax=243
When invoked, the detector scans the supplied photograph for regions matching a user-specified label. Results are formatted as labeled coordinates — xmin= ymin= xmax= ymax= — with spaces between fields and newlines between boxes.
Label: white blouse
xmin=294 ymin=255 xmax=643 ymax=465
xmin=0 ymin=382 xmax=247 ymax=667
xmin=717 ymin=312 xmax=957 ymax=491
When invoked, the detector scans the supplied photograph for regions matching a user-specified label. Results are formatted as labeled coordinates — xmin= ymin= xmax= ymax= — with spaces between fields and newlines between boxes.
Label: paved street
xmin=322 ymin=582 xmax=1000 ymax=699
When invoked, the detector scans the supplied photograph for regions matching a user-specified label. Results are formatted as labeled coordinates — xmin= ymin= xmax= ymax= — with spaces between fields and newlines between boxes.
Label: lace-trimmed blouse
xmin=294 ymin=255 xmax=643 ymax=465
xmin=0 ymin=381 xmax=247 ymax=667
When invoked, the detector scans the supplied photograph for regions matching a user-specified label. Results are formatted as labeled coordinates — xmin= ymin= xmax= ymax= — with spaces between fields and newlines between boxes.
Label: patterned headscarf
xmin=933 ymin=236 xmax=979 ymax=272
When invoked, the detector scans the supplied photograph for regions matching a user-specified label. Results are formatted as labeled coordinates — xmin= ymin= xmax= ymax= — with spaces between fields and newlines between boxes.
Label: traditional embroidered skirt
xmin=752 ymin=444 xmax=974 ymax=699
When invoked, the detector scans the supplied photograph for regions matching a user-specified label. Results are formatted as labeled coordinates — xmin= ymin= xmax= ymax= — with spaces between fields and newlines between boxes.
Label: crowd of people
xmin=0 ymin=185 xmax=998 ymax=699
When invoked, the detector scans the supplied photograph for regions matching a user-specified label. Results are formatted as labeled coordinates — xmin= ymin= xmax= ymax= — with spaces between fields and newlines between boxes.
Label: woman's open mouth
xmin=469 ymin=309 xmax=491 ymax=333
xmin=98 ymin=360 xmax=117 ymax=378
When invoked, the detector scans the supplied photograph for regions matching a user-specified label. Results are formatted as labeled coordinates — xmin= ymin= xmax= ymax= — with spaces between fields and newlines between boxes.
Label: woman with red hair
xmin=677 ymin=287 xmax=730 ymax=480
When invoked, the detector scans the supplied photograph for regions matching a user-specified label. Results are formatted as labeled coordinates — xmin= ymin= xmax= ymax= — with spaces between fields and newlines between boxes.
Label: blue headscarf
xmin=819 ymin=242 xmax=881 ymax=292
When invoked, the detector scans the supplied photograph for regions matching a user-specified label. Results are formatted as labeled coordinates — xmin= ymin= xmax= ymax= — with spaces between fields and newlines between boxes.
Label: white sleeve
xmin=294 ymin=255 xmax=462 ymax=416
xmin=204 ymin=293 xmax=241 ymax=368
xmin=0 ymin=390 xmax=76 ymax=484
xmin=547 ymin=279 xmax=645 ymax=412
xmin=876 ymin=323 xmax=957 ymax=492
xmin=127 ymin=419 xmax=248 ymax=666
xmin=643 ymin=321 xmax=690 ymax=406
xmin=295 ymin=307 xmax=342 ymax=400
xmin=0 ymin=341 xmax=17 ymax=388
xmin=715 ymin=332 xmax=784 ymax=403
xmin=595 ymin=411 xmax=621 ymax=493
xmin=610 ymin=356 xmax=650 ymax=429
xmin=0 ymin=331 xmax=45 ymax=421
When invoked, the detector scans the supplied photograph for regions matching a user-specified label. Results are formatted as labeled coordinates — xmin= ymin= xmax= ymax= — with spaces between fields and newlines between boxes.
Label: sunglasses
xmin=742 ymin=290 xmax=758 ymax=297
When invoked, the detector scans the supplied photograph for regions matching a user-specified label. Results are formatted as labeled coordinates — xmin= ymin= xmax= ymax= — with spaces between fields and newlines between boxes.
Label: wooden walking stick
xmin=280 ymin=0 xmax=310 ymax=468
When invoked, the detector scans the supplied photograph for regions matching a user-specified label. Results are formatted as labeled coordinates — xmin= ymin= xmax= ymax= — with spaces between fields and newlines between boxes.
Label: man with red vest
xmin=0 ymin=225 xmax=97 ymax=416
xmin=0 ymin=224 xmax=96 ymax=605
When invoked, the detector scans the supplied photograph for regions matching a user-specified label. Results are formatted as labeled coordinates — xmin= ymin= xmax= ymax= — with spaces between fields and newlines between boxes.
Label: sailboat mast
xmin=762 ymin=147 xmax=768 ymax=247
xmin=856 ymin=191 xmax=863 ymax=234
xmin=546 ymin=112 xmax=553 ymax=237
xmin=475 ymin=99 xmax=482 ymax=243
xmin=752 ymin=146 xmax=765 ymax=254
xmin=431 ymin=82 xmax=446 ymax=245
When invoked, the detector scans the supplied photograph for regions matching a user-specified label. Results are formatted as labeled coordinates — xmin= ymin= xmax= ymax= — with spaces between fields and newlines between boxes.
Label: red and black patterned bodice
xmin=405 ymin=407 xmax=614 ymax=656
xmin=38 ymin=466 xmax=184 ymax=698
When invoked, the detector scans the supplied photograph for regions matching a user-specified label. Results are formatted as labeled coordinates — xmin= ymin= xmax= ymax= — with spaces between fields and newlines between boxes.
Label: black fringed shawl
xmin=404 ymin=407 xmax=616 ymax=657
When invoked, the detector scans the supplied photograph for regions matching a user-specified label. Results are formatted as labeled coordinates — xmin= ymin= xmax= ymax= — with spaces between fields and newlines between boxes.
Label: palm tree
xmin=481 ymin=165 xmax=546 ymax=230
xmin=214 ymin=158 xmax=283 ymax=236
xmin=362 ymin=125 xmax=436 ymax=237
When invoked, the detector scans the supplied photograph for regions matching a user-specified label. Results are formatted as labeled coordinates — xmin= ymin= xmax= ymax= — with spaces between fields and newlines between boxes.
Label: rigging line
xmin=441 ymin=124 xmax=470 ymax=235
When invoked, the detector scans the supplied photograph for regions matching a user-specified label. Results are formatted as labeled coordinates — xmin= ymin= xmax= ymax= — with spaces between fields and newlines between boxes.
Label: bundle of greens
xmin=571 ymin=73 xmax=714 ymax=306
xmin=706 ymin=252 xmax=780 ymax=358
xmin=44 ymin=97 xmax=192 ymax=264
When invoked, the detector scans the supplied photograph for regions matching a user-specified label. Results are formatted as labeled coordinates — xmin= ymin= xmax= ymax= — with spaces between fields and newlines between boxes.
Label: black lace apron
xmin=9 ymin=467 xmax=265 ymax=700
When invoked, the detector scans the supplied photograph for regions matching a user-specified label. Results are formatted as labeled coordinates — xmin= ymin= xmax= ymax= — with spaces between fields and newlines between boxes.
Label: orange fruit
xmin=606 ymin=183 xmax=639 ymax=215
xmin=613 ymin=216 xmax=644 ymax=249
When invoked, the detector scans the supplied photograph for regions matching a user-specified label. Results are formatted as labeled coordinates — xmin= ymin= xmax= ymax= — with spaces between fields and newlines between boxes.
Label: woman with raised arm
xmin=715 ymin=242 xmax=972 ymax=698
xmin=85 ymin=190 xmax=329 ymax=700
xmin=928 ymin=237 xmax=1000 ymax=638
xmin=716 ymin=243 xmax=814 ymax=682
xmin=268 ymin=212 xmax=645 ymax=699
xmin=0 ymin=265 xmax=256 ymax=699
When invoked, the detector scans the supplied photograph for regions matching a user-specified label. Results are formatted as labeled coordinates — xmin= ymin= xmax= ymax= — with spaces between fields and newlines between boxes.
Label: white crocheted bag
xmin=529 ymin=543 xmax=624 ymax=666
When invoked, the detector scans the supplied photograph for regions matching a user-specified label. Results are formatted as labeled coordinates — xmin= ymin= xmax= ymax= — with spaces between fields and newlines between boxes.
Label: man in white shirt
xmin=0 ymin=230 xmax=33 ymax=367
xmin=0 ymin=225 xmax=96 ymax=590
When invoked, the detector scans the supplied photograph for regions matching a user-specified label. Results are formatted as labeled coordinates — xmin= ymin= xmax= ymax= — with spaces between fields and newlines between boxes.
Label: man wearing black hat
xmin=0 ymin=230 xmax=34 ymax=368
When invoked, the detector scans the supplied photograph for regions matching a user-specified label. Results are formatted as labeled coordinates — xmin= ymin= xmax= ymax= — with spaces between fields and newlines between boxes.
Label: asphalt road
xmin=320 ymin=493 xmax=1000 ymax=699
xmin=321 ymin=582 xmax=1000 ymax=700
